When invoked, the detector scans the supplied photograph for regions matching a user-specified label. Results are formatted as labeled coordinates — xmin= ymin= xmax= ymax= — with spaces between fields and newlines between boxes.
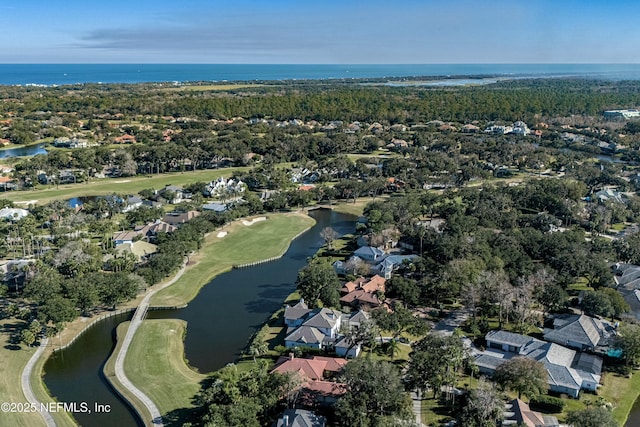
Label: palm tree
xmin=386 ymin=339 xmax=400 ymax=360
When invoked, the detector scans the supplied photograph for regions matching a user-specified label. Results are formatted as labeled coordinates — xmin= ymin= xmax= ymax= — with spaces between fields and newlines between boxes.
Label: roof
xmin=0 ymin=207 xmax=29 ymax=220
xmin=284 ymin=304 xmax=312 ymax=322
xmin=486 ymin=330 xmax=534 ymax=348
xmin=285 ymin=326 xmax=326 ymax=345
xmin=162 ymin=210 xmax=200 ymax=225
xmin=544 ymin=314 xmax=604 ymax=348
xmin=302 ymin=308 xmax=341 ymax=330
xmin=353 ymin=246 xmax=385 ymax=259
xmin=271 ymin=356 xmax=327 ymax=381
xmin=274 ymin=409 xmax=326 ymax=427
xmin=309 ymin=356 xmax=348 ymax=373
xmin=113 ymin=230 xmax=139 ymax=242
xmin=115 ymin=241 xmax=158 ymax=261
xmin=341 ymin=275 xmax=386 ymax=294
xmin=504 ymin=399 xmax=557 ymax=427
xmin=340 ymin=289 xmax=381 ymax=306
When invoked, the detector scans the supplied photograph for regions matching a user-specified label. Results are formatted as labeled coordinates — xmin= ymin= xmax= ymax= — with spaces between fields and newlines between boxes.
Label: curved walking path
xmin=22 ymin=337 xmax=56 ymax=427
xmin=113 ymin=260 xmax=188 ymax=426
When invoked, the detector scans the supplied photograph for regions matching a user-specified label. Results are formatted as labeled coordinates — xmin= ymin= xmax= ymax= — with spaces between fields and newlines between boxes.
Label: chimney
xmin=289 ymin=352 xmax=295 ymax=360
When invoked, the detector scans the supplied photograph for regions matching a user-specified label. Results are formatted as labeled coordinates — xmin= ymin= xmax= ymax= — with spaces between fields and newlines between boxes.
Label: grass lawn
xmin=122 ymin=319 xmax=206 ymax=425
xmin=150 ymin=212 xmax=315 ymax=307
xmin=600 ymin=369 xmax=640 ymax=425
xmin=103 ymin=322 xmax=154 ymax=427
xmin=421 ymin=396 xmax=456 ymax=426
xmin=0 ymin=318 xmax=44 ymax=427
xmin=3 ymin=167 xmax=249 ymax=205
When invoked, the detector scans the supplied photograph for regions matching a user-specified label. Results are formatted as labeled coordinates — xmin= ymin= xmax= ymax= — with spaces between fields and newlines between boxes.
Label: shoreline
xmin=29 ymin=210 xmax=317 ymax=426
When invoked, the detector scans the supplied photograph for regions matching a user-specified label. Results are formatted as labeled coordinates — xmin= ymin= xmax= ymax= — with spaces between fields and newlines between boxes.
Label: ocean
xmin=1 ymin=64 xmax=640 ymax=86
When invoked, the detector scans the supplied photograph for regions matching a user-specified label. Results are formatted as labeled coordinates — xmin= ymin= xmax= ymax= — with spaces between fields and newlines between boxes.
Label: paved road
xmin=22 ymin=338 xmax=56 ymax=427
xmin=410 ymin=391 xmax=427 ymax=427
xmin=113 ymin=261 xmax=187 ymax=426
xmin=431 ymin=309 xmax=471 ymax=336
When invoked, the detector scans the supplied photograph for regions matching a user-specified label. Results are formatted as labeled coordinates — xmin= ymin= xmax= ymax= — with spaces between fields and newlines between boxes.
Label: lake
xmin=42 ymin=209 xmax=356 ymax=426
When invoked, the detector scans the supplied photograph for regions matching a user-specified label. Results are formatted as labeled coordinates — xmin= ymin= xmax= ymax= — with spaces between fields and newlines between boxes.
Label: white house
xmin=0 ymin=208 xmax=29 ymax=221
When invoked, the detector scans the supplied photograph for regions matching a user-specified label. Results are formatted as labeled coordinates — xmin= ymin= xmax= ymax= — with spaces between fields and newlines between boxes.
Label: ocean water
xmin=1 ymin=64 xmax=640 ymax=86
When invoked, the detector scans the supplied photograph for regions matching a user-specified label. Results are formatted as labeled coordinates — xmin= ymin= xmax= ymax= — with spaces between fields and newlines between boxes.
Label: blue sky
xmin=2 ymin=0 xmax=639 ymax=63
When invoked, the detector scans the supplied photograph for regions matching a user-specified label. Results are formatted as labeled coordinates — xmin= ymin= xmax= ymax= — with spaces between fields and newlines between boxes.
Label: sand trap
xmin=242 ymin=216 xmax=267 ymax=226
xmin=217 ymin=231 xmax=228 ymax=238
xmin=114 ymin=180 xmax=131 ymax=183
xmin=14 ymin=200 xmax=38 ymax=205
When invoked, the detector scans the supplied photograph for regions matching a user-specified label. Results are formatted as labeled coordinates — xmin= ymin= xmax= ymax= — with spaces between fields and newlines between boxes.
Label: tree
xmin=494 ymin=357 xmax=548 ymax=399
xmin=598 ymin=288 xmax=630 ymax=318
xmin=335 ymin=358 xmax=413 ymax=427
xmin=320 ymin=226 xmax=340 ymax=250
xmin=614 ymin=323 xmax=640 ymax=366
xmin=295 ymin=257 xmax=341 ymax=308
xmin=537 ymin=282 xmax=568 ymax=314
xmin=406 ymin=334 xmax=469 ymax=402
xmin=21 ymin=329 xmax=36 ymax=347
xmin=581 ymin=291 xmax=614 ymax=318
xmin=459 ymin=379 xmax=504 ymax=427
xmin=566 ymin=407 xmax=617 ymax=427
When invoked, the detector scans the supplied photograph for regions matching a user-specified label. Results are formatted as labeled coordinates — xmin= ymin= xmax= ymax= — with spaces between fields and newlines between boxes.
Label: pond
xmin=0 ymin=144 xmax=47 ymax=158
xmin=42 ymin=209 xmax=357 ymax=426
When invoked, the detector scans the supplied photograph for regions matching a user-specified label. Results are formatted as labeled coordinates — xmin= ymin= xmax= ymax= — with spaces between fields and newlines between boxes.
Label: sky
xmin=1 ymin=0 xmax=639 ymax=64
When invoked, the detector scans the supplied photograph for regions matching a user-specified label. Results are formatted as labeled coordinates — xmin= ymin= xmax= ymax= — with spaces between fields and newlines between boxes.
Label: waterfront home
xmin=543 ymin=314 xmax=611 ymax=352
xmin=339 ymin=275 xmax=386 ymax=310
xmin=475 ymin=330 xmax=602 ymax=398
xmin=353 ymin=246 xmax=385 ymax=262
xmin=284 ymin=301 xmax=368 ymax=357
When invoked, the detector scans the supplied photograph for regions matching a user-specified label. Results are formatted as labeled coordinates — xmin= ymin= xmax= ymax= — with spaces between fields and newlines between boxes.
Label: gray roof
xmin=544 ymin=314 xmax=604 ymax=348
xmin=614 ymin=263 xmax=640 ymax=291
xmin=274 ymin=409 xmax=326 ymax=427
xmin=284 ymin=306 xmax=312 ymax=322
xmin=486 ymin=330 xmax=533 ymax=348
xmin=573 ymin=352 xmax=603 ymax=375
xmin=285 ymin=326 xmax=326 ymax=345
xmin=354 ymin=246 xmax=385 ymax=259
xmin=303 ymin=308 xmax=341 ymax=329
xmin=475 ymin=354 xmax=505 ymax=370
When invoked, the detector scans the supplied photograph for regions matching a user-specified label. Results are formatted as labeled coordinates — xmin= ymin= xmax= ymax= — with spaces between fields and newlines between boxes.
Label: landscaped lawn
xmin=150 ymin=212 xmax=315 ymax=307
xmin=123 ymin=319 xmax=206 ymax=424
xmin=3 ymin=167 xmax=249 ymax=205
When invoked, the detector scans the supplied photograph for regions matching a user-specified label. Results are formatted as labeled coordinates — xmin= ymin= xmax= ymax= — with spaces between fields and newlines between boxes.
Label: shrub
xmin=529 ymin=395 xmax=565 ymax=413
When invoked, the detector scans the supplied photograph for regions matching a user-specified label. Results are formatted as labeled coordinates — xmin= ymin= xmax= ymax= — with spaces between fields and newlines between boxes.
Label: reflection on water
xmin=0 ymin=144 xmax=47 ymax=158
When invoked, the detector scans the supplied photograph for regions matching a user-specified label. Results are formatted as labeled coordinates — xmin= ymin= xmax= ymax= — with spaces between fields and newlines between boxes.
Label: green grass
xmin=3 ymin=167 xmax=249 ymax=205
xmin=421 ymin=396 xmax=456 ymax=426
xmin=600 ymin=369 xmax=640 ymax=425
xmin=122 ymin=319 xmax=206 ymax=425
xmin=150 ymin=212 xmax=315 ymax=307
xmin=103 ymin=322 xmax=155 ymax=427
xmin=567 ymin=278 xmax=594 ymax=294
xmin=0 ymin=319 xmax=46 ymax=427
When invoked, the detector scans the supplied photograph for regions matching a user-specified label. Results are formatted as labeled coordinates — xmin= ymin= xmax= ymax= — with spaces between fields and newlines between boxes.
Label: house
xmin=162 ymin=210 xmax=200 ymax=226
xmin=543 ymin=314 xmax=610 ymax=351
xmin=593 ymin=188 xmax=625 ymax=204
xmin=340 ymin=275 xmax=386 ymax=310
xmin=372 ymin=254 xmax=419 ymax=279
xmin=460 ymin=124 xmax=480 ymax=133
xmin=503 ymin=398 xmax=559 ymax=427
xmin=353 ymin=246 xmax=385 ymax=263
xmin=159 ymin=185 xmax=185 ymax=204
xmin=113 ymin=134 xmax=136 ymax=144
xmin=202 ymin=202 xmax=228 ymax=213
xmin=511 ymin=121 xmax=531 ymax=136
xmin=332 ymin=256 xmax=365 ymax=276
xmin=0 ymin=207 xmax=29 ymax=221
xmin=115 ymin=241 xmax=157 ymax=262
xmin=284 ymin=301 xmax=366 ymax=357
xmin=273 ymin=409 xmax=326 ymax=427
xmin=113 ymin=230 xmax=139 ymax=246
xmin=476 ymin=330 xmax=602 ymax=398
xmin=122 ymin=196 xmax=143 ymax=213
